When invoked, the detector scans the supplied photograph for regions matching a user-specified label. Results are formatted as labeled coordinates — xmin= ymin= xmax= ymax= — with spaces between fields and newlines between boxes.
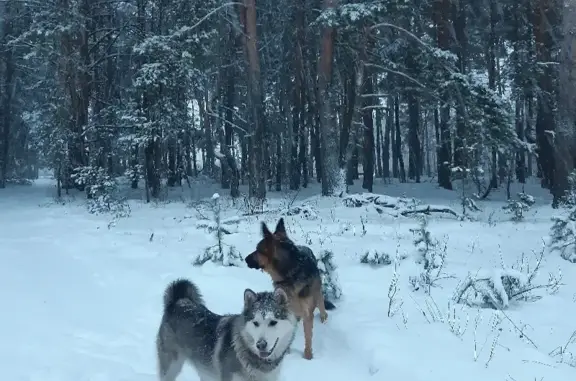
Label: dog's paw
xmin=303 ymin=348 xmax=313 ymax=360
xmin=319 ymin=311 xmax=328 ymax=323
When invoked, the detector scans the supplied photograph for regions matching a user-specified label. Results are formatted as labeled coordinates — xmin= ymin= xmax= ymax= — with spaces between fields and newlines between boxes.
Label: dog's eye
xmin=253 ymin=321 xmax=260 ymax=327
xmin=268 ymin=320 xmax=277 ymax=327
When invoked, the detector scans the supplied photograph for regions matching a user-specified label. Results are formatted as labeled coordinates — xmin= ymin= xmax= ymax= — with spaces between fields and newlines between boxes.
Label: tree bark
xmin=318 ymin=0 xmax=339 ymax=195
xmin=239 ymin=0 xmax=267 ymax=202
xmin=434 ymin=0 xmax=453 ymax=190
xmin=532 ymin=0 xmax=558 ymax=190
xmin=0 ymin=0 xmax=15 ymax=188
xmin=553 ymin=0 xmax=576 ymax=206
xmin=362 ymin=74 xmax=375 ymax=191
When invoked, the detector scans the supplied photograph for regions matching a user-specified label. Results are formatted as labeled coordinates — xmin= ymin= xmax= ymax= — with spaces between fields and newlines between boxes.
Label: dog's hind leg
xmin=217 ymin=370 xmax=233 ymax=381
xmin=312 ymin=279 xmax=328 ymax=323
xmin=315 ymin=289 xmax=328 ymax=323
xmin=157 ymin=350 xmax=184 ymax=381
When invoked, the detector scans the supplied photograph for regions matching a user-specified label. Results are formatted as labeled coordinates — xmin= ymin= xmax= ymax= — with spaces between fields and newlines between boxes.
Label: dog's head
xmin=245 ymin=218 xmax=297 ymax=276
xmin=241 ymin=287 xmax=297 ymax=359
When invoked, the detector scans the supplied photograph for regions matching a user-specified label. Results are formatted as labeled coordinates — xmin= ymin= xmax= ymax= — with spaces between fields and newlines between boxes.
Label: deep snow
xmin=1 ymin=175 xmax=575 ymax=381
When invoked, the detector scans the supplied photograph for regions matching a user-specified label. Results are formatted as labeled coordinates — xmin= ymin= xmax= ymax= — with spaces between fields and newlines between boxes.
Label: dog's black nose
xmin=245 ymin=252 xmax=260 ymax=269
xmin=256 ymin=339 xmax=267 ymax=351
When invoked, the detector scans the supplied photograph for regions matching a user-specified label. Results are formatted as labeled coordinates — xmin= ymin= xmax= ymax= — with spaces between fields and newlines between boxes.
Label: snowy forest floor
xmin=1 ymin=174 xmax=575 ymax=381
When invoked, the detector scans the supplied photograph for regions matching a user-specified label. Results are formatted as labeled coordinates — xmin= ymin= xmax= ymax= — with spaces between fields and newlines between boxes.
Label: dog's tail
xmin=324 ymin=299 xmax=336 ymax=310
xmin=163 ymin=278 xmax=204 ymax=311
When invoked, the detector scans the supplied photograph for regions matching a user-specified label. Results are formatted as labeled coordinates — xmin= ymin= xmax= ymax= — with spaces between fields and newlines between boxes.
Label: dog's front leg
xmin=302 ymin=315 xmax=314 ymax=360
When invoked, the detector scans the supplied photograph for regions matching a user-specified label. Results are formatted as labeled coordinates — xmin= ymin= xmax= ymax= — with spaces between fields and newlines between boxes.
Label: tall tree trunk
xmin=197 ymin=95 xmax=214 ymax=181
xmin=533 ymin=0 xmax=558 ymax=190
xmin=290 ymin=77 xmax=301 ymax=190
xmin=389 ymin=96 xmax=398 ymax=178
xmin=553 ymin=0 xmax=576 ymax=206
xmin=451 ymin=0 xmax=467 ymax=170
xmin=318 ymin=0 xmax=339 ymax=195
xmin=425 ymin=111 xmax=432 ymax=177
xmin=511 ymin=0 xmax=527 ymax=185
xmin=299 ymin=86 xmax=309 ymax=188
xmin=526 ymin=96 xmax=535 ymax=177
xmin=311 ymin=107 xmax=322 ymax=182
xmin=515 ymin=98 xmax=526 ymax=184
xmin=394 ymin=95 xmax=406 ymax=182
xmin=407 ymin=92 xmax=422 ymax=183
xmin=385 ymin=97 xmax=393 ymax=179
xmin=434 ymin=0 xmax=453 ymax=190
xmin=166 ymin=137 xmax=178 ymax=187
xmin=275 ymin=135 xmax=282 ymax=191
xmin=375 ymin=107 xmax=383 ymax=177
xmin=223 ymin=64 xmax=240 ymax=197
xmin=0 ymin=0 xmax=14 ymax=188
xmin=289 ymin=0 xmax=307 ymax=190
xmin=339 ymin=67 xmax=356 ymax=178
xmin=131 ymin=0 xmax=147 ymax=190
xmin=239 ymin=0 xmax=267 ymax=202
xmin=362 ymin=75 xmax=375 ymax=191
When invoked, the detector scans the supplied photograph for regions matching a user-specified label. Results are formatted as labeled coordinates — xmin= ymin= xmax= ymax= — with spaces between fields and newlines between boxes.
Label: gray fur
xmin=156 ymin=279 xmax=297 ymax=381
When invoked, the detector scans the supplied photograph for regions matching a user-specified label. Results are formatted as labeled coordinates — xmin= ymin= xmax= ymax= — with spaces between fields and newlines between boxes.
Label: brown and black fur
xmin=244 ymin=218 xmax=336 ymax=360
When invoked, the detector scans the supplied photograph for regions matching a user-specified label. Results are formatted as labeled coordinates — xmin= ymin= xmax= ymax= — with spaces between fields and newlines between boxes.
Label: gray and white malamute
xmin=156 ymin=279 xmax=298 ymax=381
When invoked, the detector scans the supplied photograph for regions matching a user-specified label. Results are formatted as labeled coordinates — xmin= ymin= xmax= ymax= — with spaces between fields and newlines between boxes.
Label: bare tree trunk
xmin=375 ymin=107 xmax=383 ymax=178
xmin=318 ymin=0 xmax=339 ymax=195
xmin=389 ymin=96 xmax=398 ymax=178
xmin=223 ymin=65 xmax=240 ymax=197
xmin=167 ymin=135 xmax=178 ymax=186
xmin=339 ymin=65 xmax=356 ymax=185
xmin=192 ymin=131 xmax=198 ymax=176
xmin=533 ymin=0 xmax=558 ymax=190
xmin=511 ymin=0 xmax=527 ymax=185
xmin=394 ymin=95 xmax=406 ymax=182
xmin=434 ymin=0 xmax=453 ymax=190
xmin=451 ymin=0 xmax=467 ymax=170
xmin=299 ymin=85 xmax=309 ymax=188
xmin=384 ymin=98 xmax=392 ymax=179
xmin=239 ymin=0 xmax=267 ymax=202
xmin=526 ymin=96 xmax=534 ymax=176
xmin=425 ymin=112 xmax=432 ymax=177
xmin=515 ymin=98 xmax=526 ymax=184
xmin=0 ymin=0 xmax=14 ymax=188
xmin=407 ymin=92 xmax=422 ymax=183
xmin=553 ymin=1 xmax=576 ymax=206
xmin=362 ymin=74 xmax=375 ymax=191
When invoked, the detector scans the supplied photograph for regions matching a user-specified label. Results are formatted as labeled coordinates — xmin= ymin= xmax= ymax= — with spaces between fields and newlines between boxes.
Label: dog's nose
xmin=245 ymin=252 xmax=260 ymax=269
xmin=256 ymin=339 xmax=267 ymax=351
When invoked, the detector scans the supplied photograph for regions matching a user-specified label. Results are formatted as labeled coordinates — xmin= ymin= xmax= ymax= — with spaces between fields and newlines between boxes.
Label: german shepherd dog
xmin=244 ymin=218 xmax=336 ymax=360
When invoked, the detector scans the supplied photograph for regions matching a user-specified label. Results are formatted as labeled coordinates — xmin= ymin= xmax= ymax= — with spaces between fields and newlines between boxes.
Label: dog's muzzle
xmin=245 ymin=251 xmax=261 ymax=269
xmin=256 ymin=338 xmax=278 ymax=358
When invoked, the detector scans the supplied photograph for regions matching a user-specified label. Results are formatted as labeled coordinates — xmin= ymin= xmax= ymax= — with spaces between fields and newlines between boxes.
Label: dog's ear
xmin=244 ymin=288 xmax=257 ymax=306
xmin=273 ymin=288 xmax=288 ymax=305
xmin=274 ymin=218 xmax=287 ymax=239
xmin=261 ymin=221 xmax=273 ymax=241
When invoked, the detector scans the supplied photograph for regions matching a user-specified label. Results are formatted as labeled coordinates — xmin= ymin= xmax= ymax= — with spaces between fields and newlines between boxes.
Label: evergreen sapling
xmin=409 ymin=216 xmax=449 ymax=293
xmin=194 ymin=193 xmax=242 ymax=266
xmin=549 ymin=170 xmax=576 ymax=262
xmin=316 ymin=249 xmax=342 ymax=301
xmin=502 ymin=192 xmax=535 ymax=222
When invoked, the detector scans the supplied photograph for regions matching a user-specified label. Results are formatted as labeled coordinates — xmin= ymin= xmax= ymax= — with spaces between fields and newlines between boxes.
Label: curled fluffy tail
xmin=324 ymin=299 xmax=336 ymax=310
xmin=163 ymin=278 xmax=204 ymax=311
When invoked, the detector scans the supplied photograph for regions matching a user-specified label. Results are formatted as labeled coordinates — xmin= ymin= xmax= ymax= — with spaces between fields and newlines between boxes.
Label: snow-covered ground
xmin=1 ymin=175 xmax=575 ymax=381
